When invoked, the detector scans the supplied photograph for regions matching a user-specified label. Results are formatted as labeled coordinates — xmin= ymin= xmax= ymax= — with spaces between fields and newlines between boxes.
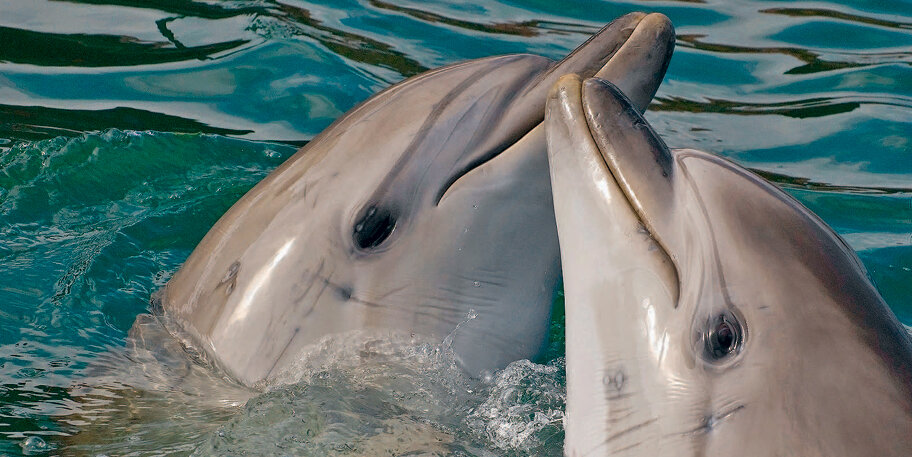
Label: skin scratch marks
xmin=682 ymin=404 xmax=745 ymax=436
xmin=583 ymin=418 xmax=658 ymax=457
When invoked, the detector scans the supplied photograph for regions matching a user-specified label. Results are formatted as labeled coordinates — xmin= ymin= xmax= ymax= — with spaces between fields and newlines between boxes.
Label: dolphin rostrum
xmin=156 ymin=13 xmax=675 ymax=386
xmin=546 ymin=75 xmax=912 ymax=456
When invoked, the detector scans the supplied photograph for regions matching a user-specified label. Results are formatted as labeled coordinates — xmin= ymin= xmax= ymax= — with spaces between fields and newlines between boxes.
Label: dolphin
xmin=545 ymin=75 xmax=912 ymax=456
xmin=155 ymin=13 xmax=675 ymax=386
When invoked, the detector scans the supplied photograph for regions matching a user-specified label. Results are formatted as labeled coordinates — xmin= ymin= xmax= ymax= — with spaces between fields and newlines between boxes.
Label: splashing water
xmin=196 ymin=338 xmax=566 ymax=456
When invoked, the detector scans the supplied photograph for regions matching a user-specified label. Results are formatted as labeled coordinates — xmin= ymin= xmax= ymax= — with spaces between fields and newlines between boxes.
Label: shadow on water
xmin=651 ymin=94 xmax=912 ymax=119
xmin=676 ymin=33 xmax=912 ymax=75
xmin=760 ymin=7 xmax=912 ymax=31
xmin=0 ymin=26 xmax=250 ymax=68
xmin=367 ymin=0 xmax=591 ymax=37
xmin=0 ymin=104 xmax=253 ymax=142
xmin=753 ymin=169 xmax=912 ymax=195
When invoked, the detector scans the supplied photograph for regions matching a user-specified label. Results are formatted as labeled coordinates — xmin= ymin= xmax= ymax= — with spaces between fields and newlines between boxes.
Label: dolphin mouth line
xmin=581 ymin=94 xmax=654 ymax=239
xmin=572 ymin=77 xmax=683 ymax=306
xmin=588 ymin=113 xmax=658 ymax=242
xmin=594 ymin=135 xmax=645 ymax=229
xmin=434 ymin=124 xmax=534 ymax=206
xmin=437 ymin=14 xmax=657 ymax=206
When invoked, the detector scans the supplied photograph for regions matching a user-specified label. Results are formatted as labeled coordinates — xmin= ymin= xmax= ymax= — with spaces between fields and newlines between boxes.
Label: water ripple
xmin=653 ymin=93 xmax=912 ymax=118
xmin=760 ymin=7 xmax=912 ymax=31
xmin=676 ymin=33 xmax=912 ymax=74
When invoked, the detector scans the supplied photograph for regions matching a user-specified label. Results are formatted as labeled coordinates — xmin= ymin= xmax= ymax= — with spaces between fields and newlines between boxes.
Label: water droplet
xmin=20 ymin=436 xmax=49 ymax=455
xmin=482 ymin=371 xmax=494 ymax=383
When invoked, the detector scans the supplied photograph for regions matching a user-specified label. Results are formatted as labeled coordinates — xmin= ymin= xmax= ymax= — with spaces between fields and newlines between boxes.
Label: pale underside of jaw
xmin=547 ymin=78 xmax=682 ymax=456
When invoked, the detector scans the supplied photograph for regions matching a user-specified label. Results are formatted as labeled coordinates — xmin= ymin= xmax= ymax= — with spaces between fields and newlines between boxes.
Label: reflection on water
xmin=0 ymin=0 xmax=910 ymax=454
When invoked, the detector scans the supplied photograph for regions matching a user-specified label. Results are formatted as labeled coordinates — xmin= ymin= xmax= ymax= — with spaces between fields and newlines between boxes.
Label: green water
xmin=0 ymin=0 xmax=910 ymax=455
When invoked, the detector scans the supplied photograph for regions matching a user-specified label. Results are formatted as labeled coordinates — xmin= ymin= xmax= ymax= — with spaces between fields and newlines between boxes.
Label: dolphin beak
xmin=552 ymin=12 xmax=674 ymax=113
xmin=427 ymin=11 xmax=674 ymax=207
xmin=592 ymin=13 xmax=675 ymax=112
xmin=579 ymin=78 xmax=678 ymax=258
xmin=546 ymin=73 xmax=681 ymax=455
xmin=545 ymin=74 xmax=680 ymax=302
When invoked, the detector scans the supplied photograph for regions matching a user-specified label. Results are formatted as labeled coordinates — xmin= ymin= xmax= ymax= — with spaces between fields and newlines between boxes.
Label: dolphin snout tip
xmin=613 ymin=12 xmax=673 ymax=42
xmin=641 ymin=12 xmax=673 ymax=28
xmin=588 ymin=12 xmax=674 ymax=112
xmin=549 ymin=74 xmax=583 ymax=99
xmin=619 ymin=11 xmax=649 ymax=24
xmin=625 ymin=12 xmax=674 ymax=40
xmin=640 ymin=13 xmax=675 ymax=46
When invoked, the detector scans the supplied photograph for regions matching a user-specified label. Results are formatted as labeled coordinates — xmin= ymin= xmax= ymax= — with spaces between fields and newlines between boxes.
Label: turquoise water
xmin=1 ymin=0 xmax=910 ymax=454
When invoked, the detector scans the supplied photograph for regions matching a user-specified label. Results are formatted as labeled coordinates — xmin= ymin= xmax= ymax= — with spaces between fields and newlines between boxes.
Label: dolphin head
xmin=547 ymin=76 xmax=912 ymax=456
xmin=159 ymin=13 xmax=675 ymax=386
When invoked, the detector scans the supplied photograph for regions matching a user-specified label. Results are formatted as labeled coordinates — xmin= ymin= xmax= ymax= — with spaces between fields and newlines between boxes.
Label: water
xmin=0 ymin=0 xmax=909 ymax=454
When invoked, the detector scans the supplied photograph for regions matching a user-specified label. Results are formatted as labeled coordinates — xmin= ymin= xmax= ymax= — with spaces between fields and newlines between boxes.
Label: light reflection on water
xmin=0 ymin=0 xmax=909 ymax=454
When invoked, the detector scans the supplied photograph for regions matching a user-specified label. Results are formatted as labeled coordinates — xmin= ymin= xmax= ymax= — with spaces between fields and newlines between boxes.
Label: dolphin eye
xmin=353 ymin=205 xmax=396 ymax=250
xmin=705 ymin=314 xmax=743 ymax=361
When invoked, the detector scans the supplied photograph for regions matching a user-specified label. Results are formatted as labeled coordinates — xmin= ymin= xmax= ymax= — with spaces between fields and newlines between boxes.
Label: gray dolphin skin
xmin=546 ymin=75 xmax=912 ymax=456
xmin=156 ymin=13 xmax=675 ymax=386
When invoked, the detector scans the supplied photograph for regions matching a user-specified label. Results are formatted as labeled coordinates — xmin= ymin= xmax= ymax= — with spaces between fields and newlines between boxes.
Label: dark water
xmin=0 ymin=0 xmax=910 ymax=455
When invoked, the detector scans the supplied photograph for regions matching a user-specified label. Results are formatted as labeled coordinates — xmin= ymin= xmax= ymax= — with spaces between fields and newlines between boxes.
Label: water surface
xmin=1 ymin=0 xmax=910 ymax=455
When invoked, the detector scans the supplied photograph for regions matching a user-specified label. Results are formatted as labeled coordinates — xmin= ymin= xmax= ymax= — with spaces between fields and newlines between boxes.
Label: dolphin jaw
xmin=592 ymin=13 xmax=675 ymax=111
xmin=546 ymin=73 xmax=688 ymax=455
xmin=437 ymin=12 xmax=675 ymax=208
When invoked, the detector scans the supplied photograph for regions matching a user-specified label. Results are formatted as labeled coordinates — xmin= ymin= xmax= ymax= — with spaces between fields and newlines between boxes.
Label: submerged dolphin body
xmin=156 ymin=14 xmax=675 ymax=386
xmin=546 ymin=76 xmax=912 ymax=456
